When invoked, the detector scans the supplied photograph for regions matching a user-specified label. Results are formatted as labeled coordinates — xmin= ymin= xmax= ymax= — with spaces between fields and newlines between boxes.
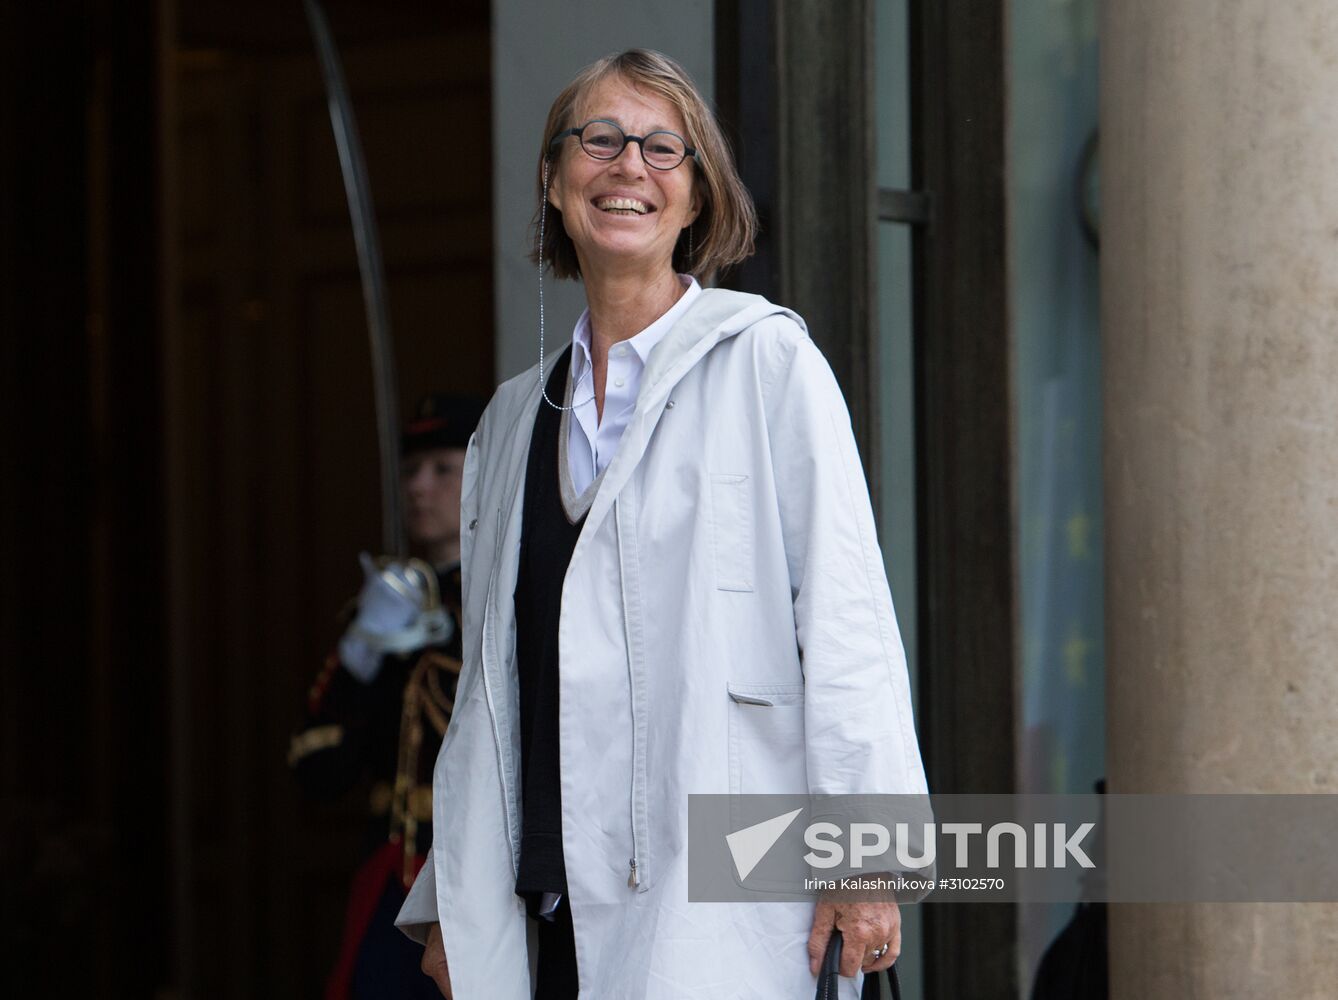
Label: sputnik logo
xmin=726 ymin=807 xmax=804 ymax=881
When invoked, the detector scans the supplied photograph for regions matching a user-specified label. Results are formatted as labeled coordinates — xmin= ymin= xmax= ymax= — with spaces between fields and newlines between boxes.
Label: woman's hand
xmin=422 ymin=922 xmax=453 ymax=998
xmin=807 ymin=893 xmax=901 ymax=978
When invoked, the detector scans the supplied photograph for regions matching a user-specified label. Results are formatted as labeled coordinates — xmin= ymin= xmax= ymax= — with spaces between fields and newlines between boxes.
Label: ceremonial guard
xmin=290 ymin=393 xmax=484 ymax=1000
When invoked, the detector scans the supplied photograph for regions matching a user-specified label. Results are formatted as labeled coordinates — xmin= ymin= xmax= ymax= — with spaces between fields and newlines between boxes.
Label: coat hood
xmin=640 ymin=288 xmax=807 ymax=402
xmin=574 ymin=288 xmax=806 ymax=540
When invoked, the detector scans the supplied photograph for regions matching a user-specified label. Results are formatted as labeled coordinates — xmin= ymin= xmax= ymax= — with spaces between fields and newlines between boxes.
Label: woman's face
xmin=548 ymin=75 xmax=701 ymax=277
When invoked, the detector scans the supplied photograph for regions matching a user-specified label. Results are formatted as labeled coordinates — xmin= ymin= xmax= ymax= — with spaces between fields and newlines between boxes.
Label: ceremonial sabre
xmin=303 ymin=0 xmax=404 ymax=556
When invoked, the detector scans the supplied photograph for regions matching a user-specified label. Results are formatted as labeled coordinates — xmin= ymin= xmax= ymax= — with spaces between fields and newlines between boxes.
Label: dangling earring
xmin=686 ymin=224 xmax=694 ymax=270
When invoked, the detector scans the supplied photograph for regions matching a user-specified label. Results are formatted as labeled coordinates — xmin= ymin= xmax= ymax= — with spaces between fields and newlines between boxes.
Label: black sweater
xmin=513 ymin=348 xmax=584 ymax=901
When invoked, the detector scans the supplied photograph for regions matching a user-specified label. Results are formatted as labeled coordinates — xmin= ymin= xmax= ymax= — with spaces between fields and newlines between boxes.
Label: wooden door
xmin=169 ymin=23 xmax=491 ymax=996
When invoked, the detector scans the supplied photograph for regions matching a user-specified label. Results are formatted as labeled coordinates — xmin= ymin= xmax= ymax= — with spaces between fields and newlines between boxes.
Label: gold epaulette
xmin=287 ymin=724 xmax=345 ymax=766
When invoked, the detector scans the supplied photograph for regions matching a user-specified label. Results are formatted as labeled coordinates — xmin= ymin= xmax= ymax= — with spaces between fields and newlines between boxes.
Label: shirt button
xmin=614 ymin=378 xmax=625 ymax=388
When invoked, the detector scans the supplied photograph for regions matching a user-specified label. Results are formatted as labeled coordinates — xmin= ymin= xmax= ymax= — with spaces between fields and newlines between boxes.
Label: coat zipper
xmin=480 ymin=504 xmax=520 ymax=874
xmin=616 ymin=500 xmax=641 ymax=890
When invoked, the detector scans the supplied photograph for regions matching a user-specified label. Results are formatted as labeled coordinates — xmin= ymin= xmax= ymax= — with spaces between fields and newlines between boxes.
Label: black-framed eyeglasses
xmin=548 ymin=119 xmax=697 ymax=171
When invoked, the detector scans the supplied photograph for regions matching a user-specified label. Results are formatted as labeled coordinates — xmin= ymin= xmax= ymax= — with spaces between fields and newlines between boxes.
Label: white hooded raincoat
xmin=397 ymin=289 xmax=928 ymax=999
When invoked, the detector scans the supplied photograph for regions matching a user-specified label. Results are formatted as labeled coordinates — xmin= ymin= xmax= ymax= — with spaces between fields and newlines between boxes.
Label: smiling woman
xmin=394 ymin=49 xmax=927 ymax=1000
xmin=534 ymin=49 xmax=756 ymax=284
xmin=544 ymin=73 xmax=702 ymax=296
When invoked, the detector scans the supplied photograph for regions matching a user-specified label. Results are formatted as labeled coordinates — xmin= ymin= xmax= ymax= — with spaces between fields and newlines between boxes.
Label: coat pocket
xmin=726 ymin=681 xmax=808 ymax=893
xmin=708 ymin=473 xmax=754 ymax=592
xmin=726 ymin=681 xmax=807 ymax=796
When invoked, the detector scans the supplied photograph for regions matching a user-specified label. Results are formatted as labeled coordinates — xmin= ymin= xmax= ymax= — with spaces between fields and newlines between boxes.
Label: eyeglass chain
xmin=538 ymin=157 xmax=595 ymax=412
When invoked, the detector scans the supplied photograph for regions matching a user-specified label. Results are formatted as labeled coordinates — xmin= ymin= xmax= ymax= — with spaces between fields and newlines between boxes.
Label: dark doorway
xmin=168 ymin=3 xmax=493 ymax=995
xmin=1 ymin=2 xmax=494 ymax=996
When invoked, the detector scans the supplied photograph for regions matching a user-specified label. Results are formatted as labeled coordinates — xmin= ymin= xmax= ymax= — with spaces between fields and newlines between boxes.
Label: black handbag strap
xmin=886 ymin=964 xmax=903 ymax=1000
xmin=816 ymin=931 xmax=902 ymax=1000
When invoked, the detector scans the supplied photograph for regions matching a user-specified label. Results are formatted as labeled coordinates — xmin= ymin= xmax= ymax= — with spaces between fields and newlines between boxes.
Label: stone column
xmin=1102 ymin=1 xmax=1338 ymax=995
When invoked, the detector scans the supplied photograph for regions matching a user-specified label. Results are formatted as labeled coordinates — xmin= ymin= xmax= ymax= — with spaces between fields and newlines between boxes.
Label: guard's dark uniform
xmin=291 ymin=562 xmax=462 ymax=1000
xmin=291 ymin=391 xmax=482 ymax=1000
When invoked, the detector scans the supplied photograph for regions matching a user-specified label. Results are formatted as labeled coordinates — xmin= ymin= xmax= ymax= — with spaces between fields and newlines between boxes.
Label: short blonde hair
xmin=533 ymin=49 xmax=758 ymax=282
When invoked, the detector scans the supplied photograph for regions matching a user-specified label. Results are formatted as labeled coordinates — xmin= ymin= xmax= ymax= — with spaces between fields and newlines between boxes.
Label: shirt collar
xmin=571 ymin=275 xmax=702 ymax=378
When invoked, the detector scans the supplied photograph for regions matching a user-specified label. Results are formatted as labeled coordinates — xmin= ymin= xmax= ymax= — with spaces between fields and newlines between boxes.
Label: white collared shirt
xmin=567 ymin=275 xmax=702 ymax=496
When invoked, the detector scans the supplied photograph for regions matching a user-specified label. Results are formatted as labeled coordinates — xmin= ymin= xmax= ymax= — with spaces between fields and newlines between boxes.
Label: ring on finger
xmin=870 ymin=943 xmax=889 ymax=961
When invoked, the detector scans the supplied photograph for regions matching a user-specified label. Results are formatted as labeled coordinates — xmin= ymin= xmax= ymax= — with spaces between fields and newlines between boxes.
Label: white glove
xmin=339 ymin=553 xmax=425 ymax=682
